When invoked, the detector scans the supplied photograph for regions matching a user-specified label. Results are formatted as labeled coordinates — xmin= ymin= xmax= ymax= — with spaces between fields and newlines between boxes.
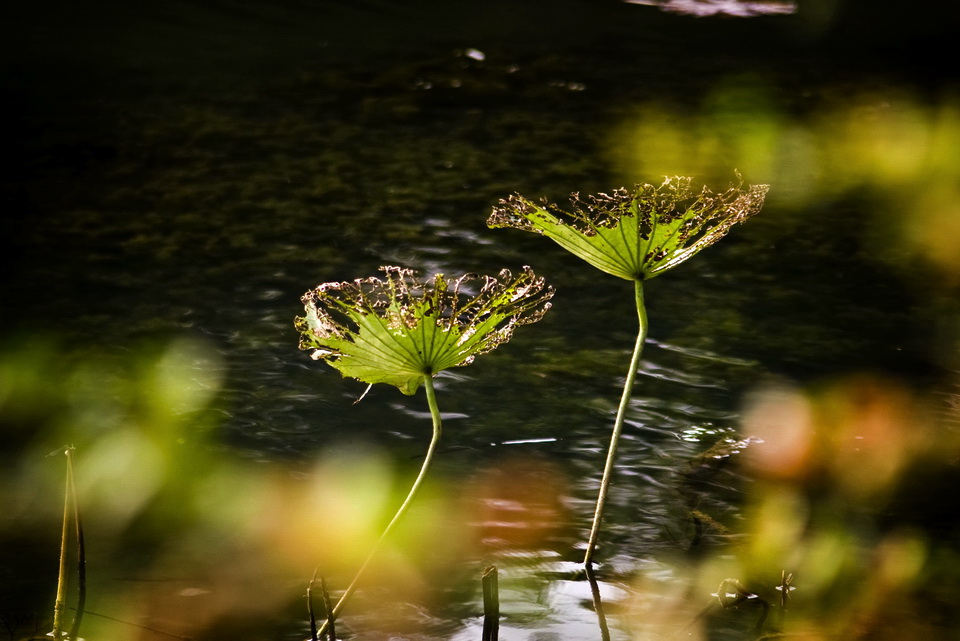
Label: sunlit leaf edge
xmin=488 ymin=174 xmax=769 ymax=281
xmin=296 ymin=266 xmax=554 ymax=395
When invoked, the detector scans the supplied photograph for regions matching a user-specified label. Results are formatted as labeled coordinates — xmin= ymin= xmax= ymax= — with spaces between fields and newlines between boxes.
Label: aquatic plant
xmin=296 ymin=265 xmax=553 ymax=634
xmin=489 ymin=175 xmax=768 ymax=566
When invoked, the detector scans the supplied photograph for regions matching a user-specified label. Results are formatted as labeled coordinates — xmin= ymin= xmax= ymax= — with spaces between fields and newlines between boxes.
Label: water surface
xmin=3 ymin=1 xmax=960 ymax=640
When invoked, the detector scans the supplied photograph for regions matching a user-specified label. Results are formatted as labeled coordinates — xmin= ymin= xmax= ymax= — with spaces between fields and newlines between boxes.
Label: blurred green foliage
xmin=607 ymin=82 xmax=960 ymax=280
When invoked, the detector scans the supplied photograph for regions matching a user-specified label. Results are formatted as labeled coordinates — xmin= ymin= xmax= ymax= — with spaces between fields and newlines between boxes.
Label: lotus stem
xmin=583 ymin=280 xmax=648 ymax=567
xmin=317 ymin=374 xmax=444 ymax=637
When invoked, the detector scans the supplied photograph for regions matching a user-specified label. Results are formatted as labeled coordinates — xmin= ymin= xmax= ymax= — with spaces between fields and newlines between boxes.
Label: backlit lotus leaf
xmin=296 ymin=266 xmax=553 ymax=395
xmin=488 ymin=175 xmax=768 ymax=281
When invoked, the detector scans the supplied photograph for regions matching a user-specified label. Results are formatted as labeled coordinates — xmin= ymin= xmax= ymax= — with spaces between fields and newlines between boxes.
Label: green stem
xmin=583 ymin=279 xmax=647 ymax=567
xmin=317 ymin=375 xmax=444 ymax=637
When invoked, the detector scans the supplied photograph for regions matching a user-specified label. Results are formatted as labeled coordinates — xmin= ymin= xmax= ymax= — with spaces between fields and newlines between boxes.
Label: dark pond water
xmin=3 ymin=1 xmax=960 ymax=640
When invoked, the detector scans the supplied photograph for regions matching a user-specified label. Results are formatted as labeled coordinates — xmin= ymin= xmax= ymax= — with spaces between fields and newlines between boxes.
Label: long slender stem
xmin=68 ymin=448 xmax=86 ymax=641
xmin=52 ymin=448 xmax=73 ymax=640
xmin=583 ymin=280 xmax=647 ymax=567
xmin=316 ymin=375 xmax=444 ymax=637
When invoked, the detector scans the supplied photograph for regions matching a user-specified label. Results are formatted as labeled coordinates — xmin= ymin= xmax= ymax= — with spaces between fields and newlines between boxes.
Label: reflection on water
xmin=3 ymin=0 xmax=960 ymax=639
xmin=624 ymin=0 xmax=797 ymax=18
